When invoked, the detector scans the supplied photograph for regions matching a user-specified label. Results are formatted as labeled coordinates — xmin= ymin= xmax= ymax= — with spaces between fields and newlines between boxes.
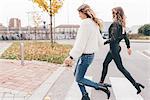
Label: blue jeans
xmin=74 ymin=54 xmax=99 ymax=95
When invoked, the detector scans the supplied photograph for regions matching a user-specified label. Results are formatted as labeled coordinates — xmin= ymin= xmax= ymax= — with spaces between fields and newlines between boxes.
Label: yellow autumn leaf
xmin=33 ymin=0 xmax=64 ymax=16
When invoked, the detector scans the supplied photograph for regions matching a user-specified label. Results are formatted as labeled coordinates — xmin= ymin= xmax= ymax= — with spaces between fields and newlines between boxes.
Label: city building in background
xmin=0 ymin=23 xmax=7 ymax=39
xmin=55 ymin=24 xmax=79 ymax=39
xmin=0 ymin=19 xmax=145 ymax=40
xmin=0 ymin=18 xmax=80 ymax=40
xmin=8 ymin=18 xmax=22 ymax=38
xmin=0 ymin=23 xmax=6 ymax=32
xmin=9 ymin=18 xmax=21 ymax=29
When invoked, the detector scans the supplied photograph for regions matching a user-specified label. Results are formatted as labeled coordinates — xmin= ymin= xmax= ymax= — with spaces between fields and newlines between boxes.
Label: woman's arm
xmin=98 ymin=31 xmax=105 ymax=47
xmin=123 ymin=32 xmax=130 ymax=48
xmin=123 ymin=32 xmax=131 ymax=55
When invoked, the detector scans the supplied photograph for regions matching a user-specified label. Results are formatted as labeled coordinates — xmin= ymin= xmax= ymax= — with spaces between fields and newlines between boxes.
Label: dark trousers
xmin=100 ymin=45 xmax=137 ymax=87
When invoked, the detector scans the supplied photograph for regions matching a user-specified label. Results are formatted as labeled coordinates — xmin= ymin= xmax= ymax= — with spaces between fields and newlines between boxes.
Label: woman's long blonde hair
xmin=112 ymin=7 xmax=126 ymax=28
xmin=77 ymin=4 xmax=103 ymax=30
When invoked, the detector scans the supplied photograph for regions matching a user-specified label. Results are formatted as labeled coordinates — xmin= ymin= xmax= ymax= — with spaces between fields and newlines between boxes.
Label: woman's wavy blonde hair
xmin=77 ymin=4 xmax=103 ymax=30
xmin=112 ymin=7 xmax=126 ymax=28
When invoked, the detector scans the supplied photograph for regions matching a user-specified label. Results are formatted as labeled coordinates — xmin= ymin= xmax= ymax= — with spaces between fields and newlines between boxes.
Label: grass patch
xmin=0 ymin=41 xmax=72 ymax=64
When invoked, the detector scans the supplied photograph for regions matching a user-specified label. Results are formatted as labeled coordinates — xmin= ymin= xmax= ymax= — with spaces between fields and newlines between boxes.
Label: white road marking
xmin=148 ymin=79 xmax=150 ymax=85
xmin=136 ymin=50 xmax=150 ymax=60
xmin=65 ymin=76 xmax=92 ymax=100
xmin=110 ymin=77 xmax=144 ymax=100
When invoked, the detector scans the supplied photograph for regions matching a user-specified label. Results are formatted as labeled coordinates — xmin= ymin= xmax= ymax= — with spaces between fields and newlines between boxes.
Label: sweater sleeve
xmin=69 ymin=20 xmax=91 ymax=59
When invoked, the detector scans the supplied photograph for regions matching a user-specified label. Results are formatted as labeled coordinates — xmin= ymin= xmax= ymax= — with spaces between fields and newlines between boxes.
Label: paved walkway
xmin=0 ymin=42 xmax=65 ymax=100
xmin=0 ymin=59 xmax=61 ymax=100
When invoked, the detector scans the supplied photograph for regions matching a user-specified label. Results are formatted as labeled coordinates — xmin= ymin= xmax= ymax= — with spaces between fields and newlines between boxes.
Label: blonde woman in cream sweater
xmin=64 ymin=4 xmax=111 ymax=100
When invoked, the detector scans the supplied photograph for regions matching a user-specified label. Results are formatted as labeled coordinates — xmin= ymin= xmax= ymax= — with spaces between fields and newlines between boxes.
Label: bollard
xmin=20 ymin=42 xmax=24 ymax=66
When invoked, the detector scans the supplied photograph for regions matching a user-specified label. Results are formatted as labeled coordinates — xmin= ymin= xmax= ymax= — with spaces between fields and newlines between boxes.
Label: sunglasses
xmin=112 ymin=10 xmax=117 ymax=14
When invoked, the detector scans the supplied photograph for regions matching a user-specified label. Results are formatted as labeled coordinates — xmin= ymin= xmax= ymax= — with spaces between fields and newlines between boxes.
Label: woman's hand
xmin=64 ymin=56 xmax=74 ymax=67
xmin=104 ymin=40 xmax=110 ymax=45
xmin=127 ymin=48 xmax=132 ymax=55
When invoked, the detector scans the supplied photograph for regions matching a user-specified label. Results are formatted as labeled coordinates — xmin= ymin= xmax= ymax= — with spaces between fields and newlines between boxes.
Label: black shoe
xmin=81 ymin=93 xmax=90 ymax=100
xmin=99 ymin=82 xmax=112 ymax=88
xmin=96 ymin=85 xmax=110 ymax=99
xmin=136 ymin=83 xmax=145 ymax=94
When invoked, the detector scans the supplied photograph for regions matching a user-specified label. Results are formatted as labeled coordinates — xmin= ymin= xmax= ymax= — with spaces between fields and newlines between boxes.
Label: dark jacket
xmin=104 ymin=22 xmax=130 ymax=49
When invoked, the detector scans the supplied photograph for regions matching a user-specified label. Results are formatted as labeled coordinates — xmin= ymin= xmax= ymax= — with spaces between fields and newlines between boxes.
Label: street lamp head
xmin=43 ymin=21 xmax=46 ymax=24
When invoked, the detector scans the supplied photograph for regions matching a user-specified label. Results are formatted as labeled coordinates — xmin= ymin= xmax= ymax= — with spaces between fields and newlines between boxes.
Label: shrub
xmin=138 ymin=24 xmax=150 ymax=36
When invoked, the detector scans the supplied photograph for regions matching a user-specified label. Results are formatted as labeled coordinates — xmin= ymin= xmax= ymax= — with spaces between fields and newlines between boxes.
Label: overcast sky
xmin=0 ymin=0 xmax=149 ymax=27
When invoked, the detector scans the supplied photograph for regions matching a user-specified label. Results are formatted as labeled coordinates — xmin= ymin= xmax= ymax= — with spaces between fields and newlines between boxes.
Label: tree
xmin=138 ymin=24 xmax=150 ymax=36
xmin=32 ymin=12 xmax=42 ymax=40
xmin=32 ymin=0 xmax=64 ymax=16
xmin=32 ymin=0 xmax=64 ymax=45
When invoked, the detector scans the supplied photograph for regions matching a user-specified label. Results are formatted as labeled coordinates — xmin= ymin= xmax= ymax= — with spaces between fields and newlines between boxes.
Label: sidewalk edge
xmin=28 ymin=67 xmax=65 ymax=100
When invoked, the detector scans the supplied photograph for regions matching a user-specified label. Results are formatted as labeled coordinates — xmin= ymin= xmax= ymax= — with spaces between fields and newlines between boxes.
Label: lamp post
xmin=43 ymin=21 xmax=48 ymax=40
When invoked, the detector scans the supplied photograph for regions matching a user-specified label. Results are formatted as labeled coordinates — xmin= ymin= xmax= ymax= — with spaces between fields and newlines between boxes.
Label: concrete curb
xmin=28 ymin=67 xmax=66 ymax=100
xmin=0 ymin=42 xmax=12 ymax=56
xmin=122 ymin=40 xmax=150 ymax=43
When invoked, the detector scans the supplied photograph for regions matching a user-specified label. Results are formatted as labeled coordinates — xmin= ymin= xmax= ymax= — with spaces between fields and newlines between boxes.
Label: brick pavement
xmin=0 ymin=59 xmax=59 ymax=99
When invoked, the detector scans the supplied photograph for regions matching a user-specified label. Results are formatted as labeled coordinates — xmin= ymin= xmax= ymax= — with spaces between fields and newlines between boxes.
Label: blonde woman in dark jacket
xmin=99 ymin=7 xmax=144 ymax=95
